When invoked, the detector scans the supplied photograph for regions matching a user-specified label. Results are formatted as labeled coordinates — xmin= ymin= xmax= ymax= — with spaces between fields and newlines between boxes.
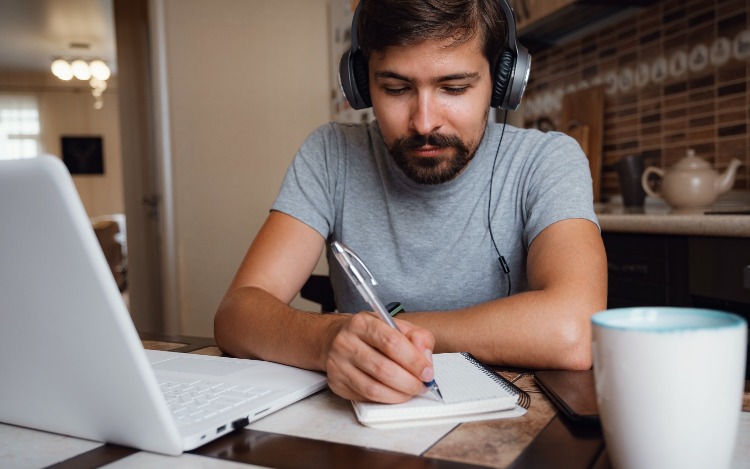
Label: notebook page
xmin=352 ymin=353 xmax=520 ymax=424
xmin=437 ymin=353 xmax=515 ymax=403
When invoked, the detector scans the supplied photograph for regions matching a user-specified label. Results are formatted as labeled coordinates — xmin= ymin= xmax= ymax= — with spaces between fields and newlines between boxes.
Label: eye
xmin=444 ymin=86 xmax=469 ymax=95
xmin=383 ymin=86 xmax=409 ymax=96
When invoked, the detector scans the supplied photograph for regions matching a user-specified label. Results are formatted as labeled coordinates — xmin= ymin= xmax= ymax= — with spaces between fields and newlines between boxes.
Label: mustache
xmin=392 ymin=132 xmax=469 ymax=153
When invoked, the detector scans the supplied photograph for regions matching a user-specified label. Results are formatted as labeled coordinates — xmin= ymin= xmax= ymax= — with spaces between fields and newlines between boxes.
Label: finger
xmin=353 ymin=343 xmax=427 ymax=396
xmin=326 ymin=319 xmax=418 ymax=402
xmin=397 ymin=320 xmax=436 ymax=380
xmin=395 ymin=318 xmax=436 ymax=354
xmin=335 ymin=313 xmax=427 ymax=397
xmin=354 ymin=313 xmax=435 ymax=391
xmin=326 ymin=352 xmax=415 ymax=403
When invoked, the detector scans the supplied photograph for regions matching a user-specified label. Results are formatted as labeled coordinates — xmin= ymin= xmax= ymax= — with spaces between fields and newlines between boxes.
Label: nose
xmin=409 ymin=91 xmax=442 ymax=136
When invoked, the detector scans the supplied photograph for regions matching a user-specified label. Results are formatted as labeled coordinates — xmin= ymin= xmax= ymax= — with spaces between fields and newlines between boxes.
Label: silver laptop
xmin=0 ymin=156 xmax=327 ymax=455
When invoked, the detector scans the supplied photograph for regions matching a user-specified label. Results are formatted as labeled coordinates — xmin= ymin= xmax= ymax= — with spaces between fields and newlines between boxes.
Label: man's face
xmin=368 ymin=35 xmax=493 ymax=184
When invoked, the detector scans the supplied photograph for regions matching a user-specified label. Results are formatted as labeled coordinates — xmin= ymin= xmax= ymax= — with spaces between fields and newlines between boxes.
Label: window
xmin=0 ymin=94 xmax=42 ymax=160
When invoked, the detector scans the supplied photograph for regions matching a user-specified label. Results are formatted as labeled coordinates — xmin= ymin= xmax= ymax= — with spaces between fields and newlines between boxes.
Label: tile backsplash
xmin=522 ymin=0 xmax=749 ymax=199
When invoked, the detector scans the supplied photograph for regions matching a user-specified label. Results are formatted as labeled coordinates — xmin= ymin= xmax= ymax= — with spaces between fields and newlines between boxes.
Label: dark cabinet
xmin=689 ymin=237 xmax=750 ymax=309
xmin=513 ymin=0 xmax=660 ymax=52
xmin=603 ymin=232 xmax=750 ymax=311
xmin=603 ymin=233 xmax=690 ymax=308
xmin=603 ymin=232 xmax=750 ymax=378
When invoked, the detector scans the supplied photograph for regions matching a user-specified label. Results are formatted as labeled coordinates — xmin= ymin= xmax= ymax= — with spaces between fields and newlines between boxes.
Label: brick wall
xmin=522 ymin=0 xmax=749 ymax=198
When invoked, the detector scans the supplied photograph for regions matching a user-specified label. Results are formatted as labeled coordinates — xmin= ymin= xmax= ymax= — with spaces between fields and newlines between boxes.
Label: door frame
xmin=113 ymin=0 xmax=180 ymax=333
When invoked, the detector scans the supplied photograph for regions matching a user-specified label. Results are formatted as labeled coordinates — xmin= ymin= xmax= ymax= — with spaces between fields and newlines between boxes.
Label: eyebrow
xmin=373 ymin=71 xmax=481 ymax=84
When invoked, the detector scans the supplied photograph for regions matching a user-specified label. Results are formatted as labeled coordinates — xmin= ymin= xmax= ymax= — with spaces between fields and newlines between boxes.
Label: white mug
xmin=592 ymin=307 xmax=747 ymax=469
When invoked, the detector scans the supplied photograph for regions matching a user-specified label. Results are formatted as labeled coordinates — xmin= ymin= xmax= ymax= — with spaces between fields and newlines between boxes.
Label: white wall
xmin=159 ymin=0 xmax=331 ymax=336
xmin=39 ymin=88 xmax=124 ymax=218
xmin=0 ymin=73 xmax=124 ymax=218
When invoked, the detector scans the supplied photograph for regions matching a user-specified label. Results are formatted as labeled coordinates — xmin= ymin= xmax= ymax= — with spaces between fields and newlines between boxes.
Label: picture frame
xmin=61 ymin=136 xmax=104 ymax=175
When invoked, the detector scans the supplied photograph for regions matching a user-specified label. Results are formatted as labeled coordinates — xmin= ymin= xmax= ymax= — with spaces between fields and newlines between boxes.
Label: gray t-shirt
xmin=272 ymin=120 xmax=598 ymax=313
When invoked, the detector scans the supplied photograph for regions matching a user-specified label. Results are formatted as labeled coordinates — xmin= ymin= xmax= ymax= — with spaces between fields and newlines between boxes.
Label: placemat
xmin=246 ymin=389 xmax=457 ymax=455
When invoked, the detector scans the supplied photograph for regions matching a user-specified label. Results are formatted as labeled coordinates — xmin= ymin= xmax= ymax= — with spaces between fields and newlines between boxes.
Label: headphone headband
xmin=338 ymin=0 xmax=531 ymax=111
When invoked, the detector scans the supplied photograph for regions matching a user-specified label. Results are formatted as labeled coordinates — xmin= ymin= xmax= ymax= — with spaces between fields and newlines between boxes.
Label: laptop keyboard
xmin=158 ymin=376 xmax=275 ymax=424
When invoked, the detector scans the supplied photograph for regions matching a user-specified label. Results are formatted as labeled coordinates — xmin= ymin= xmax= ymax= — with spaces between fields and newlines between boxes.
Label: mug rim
xmin=592 ymin=307 xmax=746 ymax=332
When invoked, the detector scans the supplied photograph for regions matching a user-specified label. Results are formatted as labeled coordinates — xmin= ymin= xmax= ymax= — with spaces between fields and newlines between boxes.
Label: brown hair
xmin=357 ymin=0 xmax=507 ymax=69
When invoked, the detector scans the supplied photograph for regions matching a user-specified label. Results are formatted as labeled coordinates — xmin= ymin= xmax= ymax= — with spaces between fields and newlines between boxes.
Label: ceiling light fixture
xmin=70 ymin=59 xmax=92 ymax=80
xmin=50 ymin=59 xmax=73 ymax=81
xmin=89 ymin=60 xmax=111 ymax=81
xmin=50 ymin=58 xmax=112 ymax=110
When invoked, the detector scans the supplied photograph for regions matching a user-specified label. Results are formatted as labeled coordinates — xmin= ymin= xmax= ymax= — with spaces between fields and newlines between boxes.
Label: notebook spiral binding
xmin=460 ymin=352 xmax=531 ymax=409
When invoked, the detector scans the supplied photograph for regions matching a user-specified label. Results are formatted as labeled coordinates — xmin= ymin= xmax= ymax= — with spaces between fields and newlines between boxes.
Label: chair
xmin=93 ymin=220 xmax=127 ymax=292
xmin=300 ymin=274 xmax=336 ymax=312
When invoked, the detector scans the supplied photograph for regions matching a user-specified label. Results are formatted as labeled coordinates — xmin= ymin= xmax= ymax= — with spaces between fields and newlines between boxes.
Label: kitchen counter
xmin=597 ymin=193 xmax=750 ymax=238
xmin=598 ymin=211 xmax=750 ymax=238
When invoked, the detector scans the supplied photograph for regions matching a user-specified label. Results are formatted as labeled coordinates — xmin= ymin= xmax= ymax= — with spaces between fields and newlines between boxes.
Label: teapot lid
xmin=673 ymin=149 xmax=711 ymax=170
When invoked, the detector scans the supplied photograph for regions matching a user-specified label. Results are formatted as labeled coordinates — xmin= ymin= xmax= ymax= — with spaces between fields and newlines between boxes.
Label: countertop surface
xmin=596 ymin=192 xmax=750 ymax=238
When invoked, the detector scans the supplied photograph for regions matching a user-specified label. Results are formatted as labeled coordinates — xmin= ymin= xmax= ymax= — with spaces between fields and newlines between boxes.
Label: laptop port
xmin=232 ymin=417 xmax=250 ymax=430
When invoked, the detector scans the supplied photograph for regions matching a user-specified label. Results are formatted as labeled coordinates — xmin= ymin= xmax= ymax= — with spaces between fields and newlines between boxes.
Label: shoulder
xmin=498 ymin=125 xmax=586 ymax=166
xmin=500 ymin=125 xmax=581 ymax=150
xmin=300 ymin=122 xmax=375 ymax=155
xmin=306 ymin=121 xmax=373 ymax=142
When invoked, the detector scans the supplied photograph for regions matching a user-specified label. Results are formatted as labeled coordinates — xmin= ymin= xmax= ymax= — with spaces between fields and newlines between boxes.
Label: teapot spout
xmin=715 ymin=159 xmax=743 ymax=195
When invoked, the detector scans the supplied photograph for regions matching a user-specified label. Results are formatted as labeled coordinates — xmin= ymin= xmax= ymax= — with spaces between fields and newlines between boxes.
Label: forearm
xmin=405 ymin=220 xmax=608 ymax=370
xmin=214 ymin=211 xmax=439 ymax=403
xmin=214 ymin=285 xmax=438 ymax=403
xmin=214 ymin=285 xmax=347 ymax=371
xmin=404 ymin=284 xmax=605 ymax=369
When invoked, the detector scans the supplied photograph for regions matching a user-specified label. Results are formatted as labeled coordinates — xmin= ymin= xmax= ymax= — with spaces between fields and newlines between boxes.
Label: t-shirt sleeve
xmin=522 ymin=131 xmax=600 ymax=246
xmin=271 ymin=123 xmax=339 ymax=239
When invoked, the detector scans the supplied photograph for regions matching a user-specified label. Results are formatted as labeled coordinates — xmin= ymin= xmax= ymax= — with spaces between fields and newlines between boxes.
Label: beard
xmin=387 ymin=132 xmax=474 ymax=185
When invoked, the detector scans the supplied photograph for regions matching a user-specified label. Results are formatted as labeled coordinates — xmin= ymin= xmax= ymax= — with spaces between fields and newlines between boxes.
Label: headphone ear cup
xmin=351 ymin=51 xmax=371 ymax=108
xmin=491 ymin=49 xmax=514 ymax=109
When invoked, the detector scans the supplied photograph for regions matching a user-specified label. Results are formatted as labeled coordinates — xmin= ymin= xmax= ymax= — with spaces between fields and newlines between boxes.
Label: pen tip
xmin=426 ymin=382 xmax=443 ymax=402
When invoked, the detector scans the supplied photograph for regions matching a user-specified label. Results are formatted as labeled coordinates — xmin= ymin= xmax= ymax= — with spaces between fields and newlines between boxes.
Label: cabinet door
xmin=603 ymin=233 xmax=689 ymax=308
xmin=689 ymin=237 xmax=750 ymax=306
xmin=512 ymin=0 xmax=575 ymax=29
xmin=689 ymin=237 xmax=750 ymax=379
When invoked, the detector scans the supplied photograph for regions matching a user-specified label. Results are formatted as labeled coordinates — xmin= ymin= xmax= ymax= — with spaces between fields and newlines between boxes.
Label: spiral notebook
xmin=353 ymin=353 xmax=531 ymax=428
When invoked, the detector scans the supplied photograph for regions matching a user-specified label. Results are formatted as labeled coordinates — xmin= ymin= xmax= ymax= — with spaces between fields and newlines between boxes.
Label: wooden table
xmin=34 ymin=333 xmax=750 ymax=469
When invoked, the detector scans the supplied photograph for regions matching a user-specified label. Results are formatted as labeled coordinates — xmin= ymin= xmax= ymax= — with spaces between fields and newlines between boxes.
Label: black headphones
xmin=338 ymin=0 xmax=531 ymax=111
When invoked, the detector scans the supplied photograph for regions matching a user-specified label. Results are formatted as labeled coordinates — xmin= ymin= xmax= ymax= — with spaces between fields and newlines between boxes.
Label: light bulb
xmin=89 ymin=78 xmax=107 ymax=91
xmin=71 ymin=59 xmax=91 ymax=80
xmin=51 ymin=59 xmax=73 ymax=80
xmin=89 ymin=60 xmax=111 ymax=80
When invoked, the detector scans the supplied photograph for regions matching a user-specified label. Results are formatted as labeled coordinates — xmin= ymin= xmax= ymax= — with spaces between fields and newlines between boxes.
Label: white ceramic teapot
xmin=641 ymin=149 xmax=742 ymax=212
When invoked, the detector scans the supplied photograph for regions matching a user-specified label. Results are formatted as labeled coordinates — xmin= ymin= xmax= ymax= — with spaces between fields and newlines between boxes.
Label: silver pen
xmin=331 ymin=240 xmax=443 ymax=402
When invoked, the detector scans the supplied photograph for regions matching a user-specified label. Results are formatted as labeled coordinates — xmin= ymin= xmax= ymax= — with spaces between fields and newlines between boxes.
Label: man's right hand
xmin=325 ymin=312 xmax=436 ymax=403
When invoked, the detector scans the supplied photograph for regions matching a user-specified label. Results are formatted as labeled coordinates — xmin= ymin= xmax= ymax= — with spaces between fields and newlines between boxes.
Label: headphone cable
xmin=487 ymin=109 xmax=511 ymax=297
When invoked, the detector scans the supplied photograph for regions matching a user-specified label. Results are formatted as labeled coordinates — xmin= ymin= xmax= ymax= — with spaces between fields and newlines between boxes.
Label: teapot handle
xmin=641 ymin=166 xmax=664 ymax=199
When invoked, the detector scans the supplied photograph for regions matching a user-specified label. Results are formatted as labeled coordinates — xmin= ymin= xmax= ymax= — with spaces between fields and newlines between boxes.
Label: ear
xmin=491 ymin=49 xmax=514 ymax=108
xmin=352 ymin=51 xmax=371 ymax=108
